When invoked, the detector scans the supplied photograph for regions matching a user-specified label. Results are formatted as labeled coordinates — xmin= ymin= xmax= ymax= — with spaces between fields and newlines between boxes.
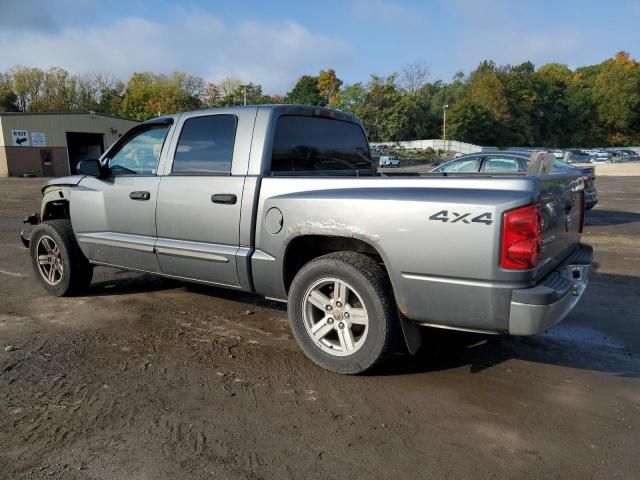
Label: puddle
xmin=546 ymin=324 xmax=626 ymax=349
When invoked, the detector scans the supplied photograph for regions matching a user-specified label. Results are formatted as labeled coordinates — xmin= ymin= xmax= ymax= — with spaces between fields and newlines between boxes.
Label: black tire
xmin=287 ymin=252 xmax=400 ymax=374
xmin=29 ymin=220 xmax=93 ymax=296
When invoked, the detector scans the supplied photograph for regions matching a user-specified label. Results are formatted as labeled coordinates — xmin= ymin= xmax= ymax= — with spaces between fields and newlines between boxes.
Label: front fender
xmin=41 ymin=186 xmax=73 ymax=220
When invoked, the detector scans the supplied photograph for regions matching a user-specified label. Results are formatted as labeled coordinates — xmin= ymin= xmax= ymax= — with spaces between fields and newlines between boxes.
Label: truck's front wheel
xmin=29 ymin=220 xmax=93 ymax=296
xmin=288 ymin=252 xmax=399 ymax=374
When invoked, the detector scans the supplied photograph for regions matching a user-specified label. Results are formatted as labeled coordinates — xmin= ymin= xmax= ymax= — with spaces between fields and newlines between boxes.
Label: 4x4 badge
xmin=429 ymin=210 xmax=493 ymax=225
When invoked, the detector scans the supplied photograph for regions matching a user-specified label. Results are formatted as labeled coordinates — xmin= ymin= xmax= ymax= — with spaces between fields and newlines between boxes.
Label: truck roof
xmin=142 ymin=104 xmax=359 ymax=126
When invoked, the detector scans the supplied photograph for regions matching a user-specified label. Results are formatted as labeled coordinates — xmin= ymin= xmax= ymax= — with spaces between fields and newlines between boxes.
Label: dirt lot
xmin=1 ymin=177 xmax=639 ymax=479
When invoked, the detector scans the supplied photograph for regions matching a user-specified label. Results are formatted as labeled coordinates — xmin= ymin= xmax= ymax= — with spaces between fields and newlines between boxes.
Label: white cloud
xmin=0 ymin=9 xmax=353 ymax=94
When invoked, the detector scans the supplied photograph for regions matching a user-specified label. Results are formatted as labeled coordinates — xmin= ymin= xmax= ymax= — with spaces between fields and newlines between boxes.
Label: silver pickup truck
xmin=22 ymin=105 xmax=592 ymax=374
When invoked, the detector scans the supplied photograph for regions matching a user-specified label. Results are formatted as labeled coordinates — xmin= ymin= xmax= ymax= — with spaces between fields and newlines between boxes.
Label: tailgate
xmin=536 ymin=173 xmax=583 ymax=275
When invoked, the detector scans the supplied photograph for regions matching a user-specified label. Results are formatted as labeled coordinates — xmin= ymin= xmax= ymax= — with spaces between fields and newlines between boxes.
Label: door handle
xmin=211 ymin=193 xmax=237 ymax=205
xmin=129 ymin=191 xmax=151 ymax=201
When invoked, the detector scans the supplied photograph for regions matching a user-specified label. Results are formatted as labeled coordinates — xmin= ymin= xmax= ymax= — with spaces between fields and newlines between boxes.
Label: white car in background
xmin=378 ymin=156 xmax=400 ymax=167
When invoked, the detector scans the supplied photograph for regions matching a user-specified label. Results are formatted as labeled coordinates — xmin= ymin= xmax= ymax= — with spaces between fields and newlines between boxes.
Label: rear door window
xmin=271 ymin=115 xmax=373 ymax=175
xmin=172 ymin=115 xmax=237 ymax=175
xmin=439 ymin=158 xmax=482 ymax=173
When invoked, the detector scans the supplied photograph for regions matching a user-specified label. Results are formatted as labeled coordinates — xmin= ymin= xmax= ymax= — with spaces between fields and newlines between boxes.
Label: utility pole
xmin=442 ymin=104 xmax=449 ymax=142
xmin=242 ymin=85 xmax=248 ymax=106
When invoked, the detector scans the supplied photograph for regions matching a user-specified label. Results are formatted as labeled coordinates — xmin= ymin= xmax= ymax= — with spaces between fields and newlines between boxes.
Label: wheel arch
xmin=282 ymin=234 xmax=396 ymax=297
xmin=281 ymin=234 xmax=421 ymax=356
xmin=41 ymin=187 xmax=71 ymax=221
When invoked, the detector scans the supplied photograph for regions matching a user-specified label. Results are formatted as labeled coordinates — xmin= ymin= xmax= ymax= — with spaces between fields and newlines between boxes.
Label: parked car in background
xmin=430 ymin=151 xmax=598 ymax=209
xmin=549 ymin=149 xmax=565 ymax=159
xmin=379 ymin=155 xmax=400 ymax=167
xmin=591 ymin=150 xmax=613 ymax=163
xmin=612 ymin=149 xmax=639 ymax=160
xmin=565 ymin=149 xmax=592 ymax=163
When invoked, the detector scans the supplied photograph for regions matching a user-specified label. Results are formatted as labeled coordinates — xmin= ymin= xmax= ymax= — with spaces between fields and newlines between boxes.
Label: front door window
xmin=107 ymin=125 xmax=170 ymax=176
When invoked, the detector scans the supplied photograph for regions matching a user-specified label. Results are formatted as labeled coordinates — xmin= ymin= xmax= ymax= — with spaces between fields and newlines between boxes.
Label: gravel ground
xmin=0 ymin=176 xmax=639 ymax=479
xmin=574 ymin=162 xmax=640 ymax=176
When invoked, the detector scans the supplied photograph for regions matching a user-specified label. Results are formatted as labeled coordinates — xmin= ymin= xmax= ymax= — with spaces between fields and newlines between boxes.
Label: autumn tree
xmin=204 ymin=82 xmax=221 ymax=107
xmin=592 ymin=51 xmax=640 ymax=144
xmin=317 ymin=69 xmax=342 ymax=106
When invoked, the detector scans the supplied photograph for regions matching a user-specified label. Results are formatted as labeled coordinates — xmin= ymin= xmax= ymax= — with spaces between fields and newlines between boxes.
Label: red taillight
xmin=500 ymin=204 xmax=542 ymax=270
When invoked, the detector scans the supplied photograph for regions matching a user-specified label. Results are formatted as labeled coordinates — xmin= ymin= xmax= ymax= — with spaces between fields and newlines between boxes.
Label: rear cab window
xmin=270 ymin=115 xmax=373 ymax=175
xmin=483 ymin=156 xmax=525 ymax=173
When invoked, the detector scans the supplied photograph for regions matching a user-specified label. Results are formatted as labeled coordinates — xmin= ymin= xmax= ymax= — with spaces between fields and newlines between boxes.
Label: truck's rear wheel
xmin=29 ymin=220 xmax=93 ymax=296
xmin=287 ymin=252 xmax=399 ymax=374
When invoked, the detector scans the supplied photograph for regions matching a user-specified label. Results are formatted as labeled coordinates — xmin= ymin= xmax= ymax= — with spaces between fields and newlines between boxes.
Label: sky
xmin=0 ymin=0 xmax=638 ymax=94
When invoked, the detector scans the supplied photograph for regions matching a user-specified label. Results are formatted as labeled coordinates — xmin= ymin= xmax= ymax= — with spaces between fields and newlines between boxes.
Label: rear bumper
xmin=585 ymin=190 xmax=598 ymax=209
xmin=508 ymin=244 xmax=592 ymax=335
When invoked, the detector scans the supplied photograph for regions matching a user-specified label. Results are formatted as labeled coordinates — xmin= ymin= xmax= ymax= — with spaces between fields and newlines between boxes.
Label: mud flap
xmin=399 ymin=314 xmax=422 ymax=355
xmin=20 ymin=230 xmax=31 ymax=248
xmin=21 ymin=212 xmax=39 ymax=248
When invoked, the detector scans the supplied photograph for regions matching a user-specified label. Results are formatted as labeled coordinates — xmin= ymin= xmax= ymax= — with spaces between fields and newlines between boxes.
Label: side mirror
xmin=77 ymin=159 xmax=102 ymax=177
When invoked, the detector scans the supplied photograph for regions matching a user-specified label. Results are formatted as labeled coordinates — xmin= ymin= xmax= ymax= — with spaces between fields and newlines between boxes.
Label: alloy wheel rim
xmin=302 ymin=277 xmax=369 ymax=356
xmin=36 ymin=235 xmax=64 ymax=286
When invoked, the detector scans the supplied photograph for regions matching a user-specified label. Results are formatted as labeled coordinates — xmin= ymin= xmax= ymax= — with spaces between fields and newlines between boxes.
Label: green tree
xmin=447 ymin=101 xmax=505 ymax=146
xmin=285 ymin=75 xmax=323 ymax=105
xmin=95 ymin=74 xmax=125 ymax=114
xmin=121 ymin=71 xmax=204 ymax=120
xmin=537 ymin=63 xmax=573 ymax=84
xmin=121 ymin=72 xmax=156 ymax=120
xmin=10 ymin=66 xmax=45 ymax=111
xmin=355 ymin=75 xmax=407 ymax=142
xmin=466 ymin=61 xmax=510 ymax=122
xmin=0 ymin=73 xmax=17 ymax=111
xmin=334 ymin=82 xmax=367 ymax=113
